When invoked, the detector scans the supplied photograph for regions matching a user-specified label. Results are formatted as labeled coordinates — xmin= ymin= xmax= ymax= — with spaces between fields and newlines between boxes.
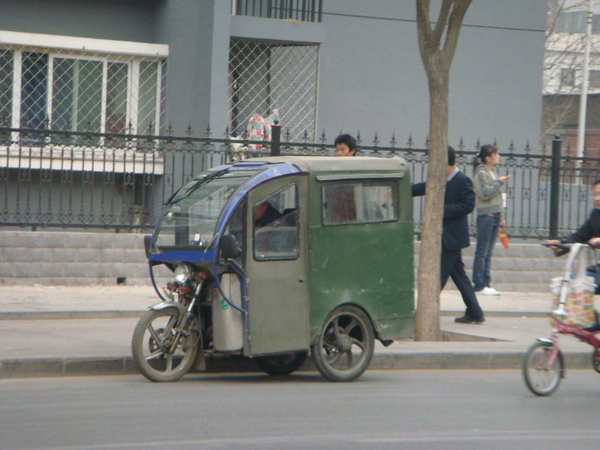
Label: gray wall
xmin=317 ymin=0 xmax=547 ymax=150
xmin=0 ymin=0 xmax=159 ymax=41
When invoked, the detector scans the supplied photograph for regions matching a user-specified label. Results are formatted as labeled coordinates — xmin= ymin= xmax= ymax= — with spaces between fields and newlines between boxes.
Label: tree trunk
xmin=415 ymin=73 xmax=449 ymax=341
xmin=414 ymin=0 xmax=472 ymax=341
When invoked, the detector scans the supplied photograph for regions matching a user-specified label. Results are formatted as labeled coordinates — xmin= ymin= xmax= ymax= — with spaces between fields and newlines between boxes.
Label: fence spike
xmin=475 ymin=138 xmax=481 ymax=151
xmin=390 ymin=134 xmax=397 ymax=148
xmin=205 ymin=125 xmax=212 ymax=138
xmin=372 ymin=133 xmax=379 ymax=148
xmin=356 ymin=131 xmax=362 ymax=146
xmin=407 ymin=134 xmax=413 ymax=149
xmin=458 ymin=136 xmax=465 ymax=151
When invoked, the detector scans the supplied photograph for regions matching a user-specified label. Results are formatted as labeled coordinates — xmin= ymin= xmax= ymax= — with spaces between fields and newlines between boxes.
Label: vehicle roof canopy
xmin=231 ymin=156 xmax=409 ymax=179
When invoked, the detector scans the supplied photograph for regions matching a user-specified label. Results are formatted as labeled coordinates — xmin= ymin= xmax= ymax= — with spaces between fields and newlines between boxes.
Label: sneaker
xmin=481 ymin=286 xmax=500 ymax=296
xmin=454 ymin=315 xmax=485 ymax=324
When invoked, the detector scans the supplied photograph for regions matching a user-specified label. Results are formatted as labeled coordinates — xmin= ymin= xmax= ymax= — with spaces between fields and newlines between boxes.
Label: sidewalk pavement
xmin=1 ymin=285 xmax=596 ymax=379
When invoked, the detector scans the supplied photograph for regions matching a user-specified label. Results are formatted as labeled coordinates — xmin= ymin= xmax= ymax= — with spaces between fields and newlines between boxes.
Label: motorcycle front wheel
xmin=132 ymin=308 xmax=199 ymax=382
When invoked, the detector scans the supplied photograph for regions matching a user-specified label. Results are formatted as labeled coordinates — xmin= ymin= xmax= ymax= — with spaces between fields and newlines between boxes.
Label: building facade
xmin=544 ymin=0 xmax=600 ymax=155
xmin=0 ymin=0 xmax=546 ymax=147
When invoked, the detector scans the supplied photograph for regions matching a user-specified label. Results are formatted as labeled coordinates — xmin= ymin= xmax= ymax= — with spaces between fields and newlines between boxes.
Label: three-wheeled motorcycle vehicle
xmin=132 ymin=156 xmax=415 ymax=382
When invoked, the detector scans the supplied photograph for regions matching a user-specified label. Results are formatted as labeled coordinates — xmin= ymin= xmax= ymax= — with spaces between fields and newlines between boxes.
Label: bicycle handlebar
xmin=541 ymin=242 xmax=572 ymax=257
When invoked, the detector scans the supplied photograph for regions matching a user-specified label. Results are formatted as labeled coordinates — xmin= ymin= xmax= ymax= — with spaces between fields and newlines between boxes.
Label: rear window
xmin=322 ymin=181 xmax=398 ymax=225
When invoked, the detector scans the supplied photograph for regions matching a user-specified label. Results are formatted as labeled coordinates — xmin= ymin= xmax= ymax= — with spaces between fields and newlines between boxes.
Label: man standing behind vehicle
xmin=412 ymin=147 xmax=485 ymax=324
xmin=334 ymin=133 xmax=357 ymax=157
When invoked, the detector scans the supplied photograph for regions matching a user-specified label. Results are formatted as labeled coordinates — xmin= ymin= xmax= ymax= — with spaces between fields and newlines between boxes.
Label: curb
xmin=1 ymin=350 xmax=594 ymax=380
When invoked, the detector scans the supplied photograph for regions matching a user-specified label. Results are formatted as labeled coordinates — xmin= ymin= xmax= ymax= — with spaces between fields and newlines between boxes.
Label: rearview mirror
xmin=220 ymin=234 xmax=242 ymax=260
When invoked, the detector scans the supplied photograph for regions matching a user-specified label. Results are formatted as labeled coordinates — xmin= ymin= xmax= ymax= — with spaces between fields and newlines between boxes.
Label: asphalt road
xmin=2 ymin=370 xmax=600 ymax=449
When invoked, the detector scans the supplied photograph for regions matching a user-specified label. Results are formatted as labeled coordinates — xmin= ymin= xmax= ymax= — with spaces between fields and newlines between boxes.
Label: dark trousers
xmin=441 ymin=247 xmax=484 ymax=320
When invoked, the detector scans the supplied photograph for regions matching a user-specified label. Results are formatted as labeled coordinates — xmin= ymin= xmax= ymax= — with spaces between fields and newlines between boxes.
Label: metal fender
xmin=149 ymin=301 xmax=186 ymax=317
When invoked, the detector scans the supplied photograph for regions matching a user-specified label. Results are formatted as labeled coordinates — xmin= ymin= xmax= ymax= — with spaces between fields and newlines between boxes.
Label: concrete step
xmin=415 ymin=241 xmax=567 ymax=293
xmin=0 ymin=230 xmax=149 ymax=286
xmin=0 ymin=230 xmax=573 ymax=292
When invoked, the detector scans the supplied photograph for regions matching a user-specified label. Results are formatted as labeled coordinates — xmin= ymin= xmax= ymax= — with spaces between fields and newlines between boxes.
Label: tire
xmin=132 ymin=308 xmax=199 ymax=382
xmin=311 ymin=305 xmax=375 ymax=382
xmin=254 ymin=351 xmax=308 ymax=376
xmin=592 ymin=349 xmax=600 ymax=374
xmin=522 ymin=341 xmax=564 ymax=396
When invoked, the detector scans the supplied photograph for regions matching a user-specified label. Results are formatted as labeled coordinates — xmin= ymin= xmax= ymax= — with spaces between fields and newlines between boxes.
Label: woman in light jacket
xmin=472 ymin=145 xmax=510 ymax=295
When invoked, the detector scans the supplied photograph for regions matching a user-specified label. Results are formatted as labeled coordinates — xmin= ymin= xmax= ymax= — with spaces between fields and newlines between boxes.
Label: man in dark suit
xmin=412 ymin=146 xmax=485 ymax=324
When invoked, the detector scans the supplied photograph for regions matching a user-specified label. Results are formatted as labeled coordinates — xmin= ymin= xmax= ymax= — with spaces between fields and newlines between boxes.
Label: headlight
xmin=174 ymin=264 xmax=193 ymax=283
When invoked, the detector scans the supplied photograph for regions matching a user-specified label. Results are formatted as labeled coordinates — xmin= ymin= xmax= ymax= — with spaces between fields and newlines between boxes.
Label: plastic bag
xmin=498 ymin=227 xmax=509 ymax=249
xmin=550 ymin=248 xmax=596 ymax=327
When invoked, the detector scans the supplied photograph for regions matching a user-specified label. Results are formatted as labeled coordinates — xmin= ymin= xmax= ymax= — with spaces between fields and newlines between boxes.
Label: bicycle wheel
xmin=522 ymin=341 xmax=564 ymax=396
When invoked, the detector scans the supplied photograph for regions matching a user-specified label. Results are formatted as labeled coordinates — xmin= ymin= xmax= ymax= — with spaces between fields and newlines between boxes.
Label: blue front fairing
xmin=147 ymin=248 xmax=216 ymax=265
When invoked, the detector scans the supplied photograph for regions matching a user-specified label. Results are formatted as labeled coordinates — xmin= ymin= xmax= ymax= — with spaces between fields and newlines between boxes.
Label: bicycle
xmin=522 ymin=242 xmax=600 ymax=396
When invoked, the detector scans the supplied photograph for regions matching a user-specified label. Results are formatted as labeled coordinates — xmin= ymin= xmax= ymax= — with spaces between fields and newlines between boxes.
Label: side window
xmin=253 ymin=184 xmax=298 ymax=260
xmin=323 ymin=181 xmax=398 ymax=225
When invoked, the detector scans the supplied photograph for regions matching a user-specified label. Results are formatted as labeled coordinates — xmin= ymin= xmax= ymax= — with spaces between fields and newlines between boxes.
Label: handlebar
xmin=542 ymin=242 xmax=592 ymax=257
xmin=541 ymin=242 xmax=570 ymax=254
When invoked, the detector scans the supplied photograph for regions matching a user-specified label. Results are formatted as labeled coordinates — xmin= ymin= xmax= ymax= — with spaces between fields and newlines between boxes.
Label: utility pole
xmin=576 ymin=0 xmax=594 ymax=161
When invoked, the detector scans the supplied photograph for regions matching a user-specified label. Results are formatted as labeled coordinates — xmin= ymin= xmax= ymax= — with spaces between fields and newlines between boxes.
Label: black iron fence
xmin=1 ymin=125 xmax=599 ymax=239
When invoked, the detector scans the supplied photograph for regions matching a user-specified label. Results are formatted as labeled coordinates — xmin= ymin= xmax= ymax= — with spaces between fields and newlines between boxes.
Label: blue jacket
xmin=412 ymin=170 xmax=475 ymax=251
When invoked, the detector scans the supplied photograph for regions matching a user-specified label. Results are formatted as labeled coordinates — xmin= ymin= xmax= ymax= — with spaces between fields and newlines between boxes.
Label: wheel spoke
xmin=341 ymin=317 xmax=359 ymax=335
xmin=145 ymin=348 xmax=167 ymax=361
xmin=349 ymin=337 xmax=365 ymax=350
xmin=148 ymin=326 xmax=163 ymax=346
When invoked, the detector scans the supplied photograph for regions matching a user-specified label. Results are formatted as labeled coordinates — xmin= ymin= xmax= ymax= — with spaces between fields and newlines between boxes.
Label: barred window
xmin=228 ymin=39 xmax=319 ymax=142
xmin=0 ymin=32 xmax=167 ymax=135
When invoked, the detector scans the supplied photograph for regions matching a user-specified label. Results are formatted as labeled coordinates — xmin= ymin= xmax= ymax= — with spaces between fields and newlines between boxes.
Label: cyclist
xmin=547 ymin=178 xmax=600 ymax=331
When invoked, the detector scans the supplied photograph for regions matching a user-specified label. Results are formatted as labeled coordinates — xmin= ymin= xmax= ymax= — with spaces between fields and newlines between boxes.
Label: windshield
xmin=154 ymin=168 xmax=262 ymax=249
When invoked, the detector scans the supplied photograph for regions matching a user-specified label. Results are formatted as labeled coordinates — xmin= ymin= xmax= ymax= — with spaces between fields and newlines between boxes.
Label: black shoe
xmin=454 ymin=315 xmax=485 ymax=324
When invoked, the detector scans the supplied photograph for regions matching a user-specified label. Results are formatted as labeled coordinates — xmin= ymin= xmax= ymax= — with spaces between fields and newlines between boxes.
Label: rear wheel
xmin=254 ymin=351 xmax=308 ymax=376
xmin=522 ymin=341 xmax=564 ymax=396
xmin=311 ymin=305 xmax=374 ymax=382
xmin=132 ymin=308 xmax=199 ymax=382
